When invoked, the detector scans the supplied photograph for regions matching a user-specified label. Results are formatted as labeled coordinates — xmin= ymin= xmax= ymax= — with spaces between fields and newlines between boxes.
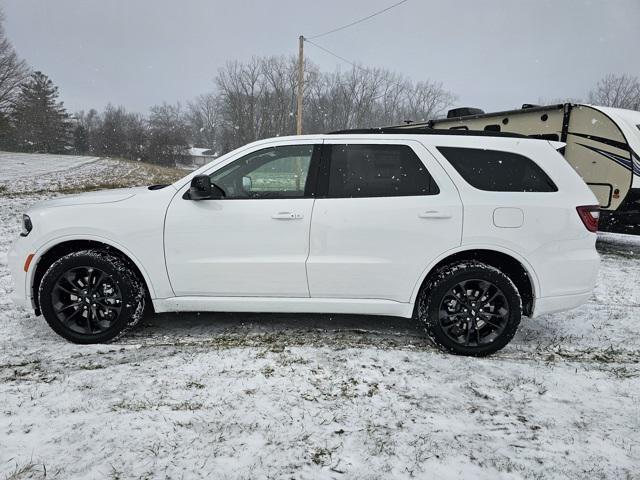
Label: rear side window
xmin=326 ymin=144 xmax=439 ymax=198
xmin=437 ymin=147 xmax=558 ymax=192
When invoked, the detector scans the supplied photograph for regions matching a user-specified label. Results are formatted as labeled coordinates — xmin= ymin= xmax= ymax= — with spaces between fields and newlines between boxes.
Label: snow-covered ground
xmin=0 ymin=151 xmax=184 ymax=195
xmin=1 ymin=153 xmax=639 ymax=479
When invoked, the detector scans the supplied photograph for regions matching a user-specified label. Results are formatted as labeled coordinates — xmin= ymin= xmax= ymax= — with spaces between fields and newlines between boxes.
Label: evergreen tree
xmin=11 ymin=71 xmax=71 ymax=153
xmin=0 ymin=112 xmax=14 ymax=149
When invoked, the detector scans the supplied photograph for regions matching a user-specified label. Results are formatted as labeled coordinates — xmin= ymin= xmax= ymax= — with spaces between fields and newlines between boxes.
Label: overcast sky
xmin=3 ymin=0 xmax=639 ymax=116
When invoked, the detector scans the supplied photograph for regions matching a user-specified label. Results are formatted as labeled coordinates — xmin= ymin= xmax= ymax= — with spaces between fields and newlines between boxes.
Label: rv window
xmin=484 ymin=124 xmax=501 ymax=132
xmin=437 ymin=147 xmax=558 ymax=192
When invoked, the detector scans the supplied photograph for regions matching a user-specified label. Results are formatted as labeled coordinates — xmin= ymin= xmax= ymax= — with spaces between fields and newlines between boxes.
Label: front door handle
xmin=271 ymin=212 xmax=303 ymax=220
xmin=419 ymin=210 xmax=452 ymax=219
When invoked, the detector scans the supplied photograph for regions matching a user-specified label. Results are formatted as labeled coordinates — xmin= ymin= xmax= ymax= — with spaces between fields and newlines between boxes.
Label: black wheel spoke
xmin=475 ymin=281 xmax=489 ymax=300
xmin=55 ymin=302 xmax=81 ymax=313
xmin=62 ymin=273 xmax=82 ymax=292
xmin=474 ymin=320 xmax=481 ymax=344
xmin=482 ymin=317 xmax=504 ymax=329
xmin=442 ymin=319 xmax=458 ymax=330
xmin=97 ymin=301 xmax=121 ymax=313
xmin=85 ymin=306 xmax=94 ymax=333
xmin=55 ymin=283 xmax=78 ymax=296
xmin=91 ymin=270 xmax=105 ymax=290
xmin=484 ymin=291 xmax=500 ymax=306
xmin=62 ymin=307 xmax=83 ymax=325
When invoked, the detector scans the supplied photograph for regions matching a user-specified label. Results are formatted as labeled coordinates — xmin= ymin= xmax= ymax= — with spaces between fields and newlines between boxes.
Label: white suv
xmin=8 ymin=129 xmax=600 ymax=355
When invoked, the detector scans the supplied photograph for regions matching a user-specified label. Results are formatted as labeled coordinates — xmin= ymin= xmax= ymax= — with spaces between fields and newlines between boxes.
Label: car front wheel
xmin=417 ymin=260 xmax=522 ymax=356
xmin=39 ymin=249 xmax=146 ymax=344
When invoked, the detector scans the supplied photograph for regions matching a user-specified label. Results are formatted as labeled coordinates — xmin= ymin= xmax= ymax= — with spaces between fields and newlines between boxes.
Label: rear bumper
xmin=532 ymin=291 xmax=591 ymax=318
xmin=533 ymin=235 xmax=599 ymax=299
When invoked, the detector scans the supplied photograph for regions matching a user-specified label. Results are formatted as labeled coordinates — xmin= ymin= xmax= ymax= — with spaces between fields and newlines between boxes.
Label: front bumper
xmin=7 ymin=237 xmax=32 ymax=310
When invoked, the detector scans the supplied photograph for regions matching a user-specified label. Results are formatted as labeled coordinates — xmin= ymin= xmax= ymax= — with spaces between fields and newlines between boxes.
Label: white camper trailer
xmin=401 ymin=104 xmax=640 ymax=231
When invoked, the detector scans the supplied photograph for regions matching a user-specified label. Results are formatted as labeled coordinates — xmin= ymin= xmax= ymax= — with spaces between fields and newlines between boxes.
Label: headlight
xmin=20 ymin=214 xmax=32 ymax=237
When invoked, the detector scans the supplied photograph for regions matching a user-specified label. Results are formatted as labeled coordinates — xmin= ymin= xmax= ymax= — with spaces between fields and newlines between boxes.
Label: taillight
xmin=576 ymin=205 xmax=600 ymax=232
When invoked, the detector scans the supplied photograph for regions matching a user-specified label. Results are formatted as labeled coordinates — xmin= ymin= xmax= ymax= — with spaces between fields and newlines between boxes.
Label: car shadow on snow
xmin=128 ymin=311 xmax=432 ymax=350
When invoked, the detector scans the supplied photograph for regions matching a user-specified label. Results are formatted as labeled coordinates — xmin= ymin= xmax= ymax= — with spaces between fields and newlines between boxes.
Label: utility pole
xmin=296 ymin=35 xmax=304 ymax=135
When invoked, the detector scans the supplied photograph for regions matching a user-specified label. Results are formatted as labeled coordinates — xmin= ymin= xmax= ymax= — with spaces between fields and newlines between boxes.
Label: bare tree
xmin=148 ymin=102 xmax=189 ymax=166
xmin=215 ymin=58 xmax=266 ymax=147
xmin=401 ymin=80 xmax=453 ymax=122
xmin=73 ymin=108 xmax=101 ymax=153
xmin=588 ymin=74 xmax=640 ymax=110
xmin=0 ymin=10 xmax=29 ymax=113
xmin=186 ymin=93 xmax=221 ymax=150
xmin=305 ymin=65 xmax=455 ymax=131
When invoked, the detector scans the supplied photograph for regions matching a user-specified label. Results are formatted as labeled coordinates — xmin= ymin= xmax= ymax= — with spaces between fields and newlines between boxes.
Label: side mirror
xmin=189 ymin=175 xmax=225 ymax=200
xmin=242 ymin=175 xmax=252 ymax=192
xmin=189 ymin=175 xmax=212 ymax=200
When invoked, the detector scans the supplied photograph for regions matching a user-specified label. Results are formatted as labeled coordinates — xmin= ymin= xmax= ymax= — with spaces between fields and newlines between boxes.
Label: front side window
xmin=437 ymin=146 xmax=558 ymax=192
xmin=326 ymin=144 xmax=439 ymax=198
xmin=211 ymin=145 xmax=314 ymax=199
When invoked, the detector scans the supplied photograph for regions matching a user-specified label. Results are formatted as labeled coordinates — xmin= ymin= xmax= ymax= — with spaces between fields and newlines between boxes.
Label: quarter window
xmin=211 ymin=145 xmax=315 ymax=199
xmin=326 ymin=144 xmax=439 ymax=198
xmin=437 ymin=146 xmax=558 ymax=192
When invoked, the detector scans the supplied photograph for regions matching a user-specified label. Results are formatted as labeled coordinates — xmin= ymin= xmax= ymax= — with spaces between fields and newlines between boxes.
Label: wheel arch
xmin=30 ymin=236 xmax=155 ymax=314
xmin=410 ymin=247 xmax=539 ymax=317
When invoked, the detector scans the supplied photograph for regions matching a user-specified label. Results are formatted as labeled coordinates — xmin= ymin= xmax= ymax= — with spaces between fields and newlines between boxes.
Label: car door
xmin=164 ymin=140 xmax=321 ymax=297
xmin=306 ymin=138 xmax=463 ymax=303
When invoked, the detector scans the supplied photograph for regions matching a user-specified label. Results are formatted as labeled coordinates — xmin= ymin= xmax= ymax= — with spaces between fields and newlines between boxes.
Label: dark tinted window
xmin=327 ymin=144 xmax=439 ymax=198
xmin=437 ymin=146 xmax=558 ymax=192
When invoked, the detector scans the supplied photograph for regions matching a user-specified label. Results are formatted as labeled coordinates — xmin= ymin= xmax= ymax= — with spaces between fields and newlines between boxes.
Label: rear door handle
xmin=419 ymin=210 xmax=452 ymax=219
xmin=271 ymin=212 xmax=303 ymax=220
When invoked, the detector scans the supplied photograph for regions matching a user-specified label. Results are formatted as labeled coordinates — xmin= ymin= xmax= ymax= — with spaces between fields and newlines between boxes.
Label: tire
xmin=416 ymin=261 xmax=522 ymax=356
xmin=38 ymin=249 xmax=146 ymax=344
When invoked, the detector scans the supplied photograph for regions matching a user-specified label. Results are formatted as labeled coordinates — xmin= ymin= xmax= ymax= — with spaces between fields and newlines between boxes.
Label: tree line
xmin=68 ymin=56 xmax=459 ymax=165
xmin=0 ymin=12 xmax=639 ymax=166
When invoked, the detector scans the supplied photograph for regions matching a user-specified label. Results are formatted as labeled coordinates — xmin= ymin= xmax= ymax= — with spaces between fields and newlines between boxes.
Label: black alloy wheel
xmin=51 ymin=266 xmax=123 ymax=335
xmin=39 ymin=249 xmax=146 ymax=343
xmin=438 ymin=279 xmax=510 ymax=348
xmin=417 ymin=260 xmax=522 ymax=356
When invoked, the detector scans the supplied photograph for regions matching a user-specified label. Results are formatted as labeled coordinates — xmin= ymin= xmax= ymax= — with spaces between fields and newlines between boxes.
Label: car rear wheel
xmin=39 ymin=249 xmax=146 ymax=344
xmin=417 ymin=261 xmax=522 ymax=356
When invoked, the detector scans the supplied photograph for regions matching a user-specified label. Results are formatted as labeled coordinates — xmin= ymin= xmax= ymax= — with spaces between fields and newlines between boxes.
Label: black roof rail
xmin=327 ymin=126 xmax=528 ymax=139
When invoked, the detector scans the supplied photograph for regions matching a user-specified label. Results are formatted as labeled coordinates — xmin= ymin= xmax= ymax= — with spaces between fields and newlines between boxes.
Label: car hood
xmin=31 ymin=186 xmax=157 ymax=209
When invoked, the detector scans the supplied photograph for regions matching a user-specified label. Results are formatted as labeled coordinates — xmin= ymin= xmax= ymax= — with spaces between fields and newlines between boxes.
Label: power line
xmin=304 ymin=38 xmax=409 ymax=95
xmin=304 ymin=38 xmax=364 ymax=72
xmin=306 ymin=0 xmax=411 ymax=40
